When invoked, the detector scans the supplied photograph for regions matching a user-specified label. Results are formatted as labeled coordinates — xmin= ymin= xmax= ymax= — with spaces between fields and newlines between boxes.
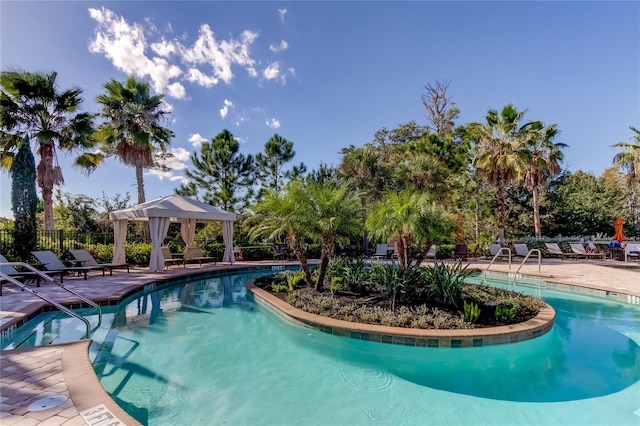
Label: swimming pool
xmin=5 ymin=269 xmax=640 ymax=425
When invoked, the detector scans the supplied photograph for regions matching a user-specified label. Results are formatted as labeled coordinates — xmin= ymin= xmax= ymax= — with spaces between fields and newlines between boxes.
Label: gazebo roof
xmin=109 ymin=194 xmax=236 ymax=222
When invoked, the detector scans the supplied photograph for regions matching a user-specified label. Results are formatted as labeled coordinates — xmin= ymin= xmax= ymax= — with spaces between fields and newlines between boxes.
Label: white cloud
xmin=151 ymin=38 xmax=177 ymax=57
xmin=148 ymin=147 xmax=190 ymax=182
xmin=88 ymin=7 xmax=185 ymax=99
xmin=181 ymin=25 xmax=258 ymax=85
xmin=263 ymin=62 xmax=280 ymax=80
xmin=188 ymin=133 xmax=207 ymax=147
xmin=220 ymin=99 xmax=234 ymax=118
xmin=89 ymin=8 xmax=293 ymax=99
xmin=266 ymin=118 xmax=280 ymax=129
xmin=278 ymin=8 xmax=287 ymax=21
xmin=269 ymin=40 xmax=289 ymax=53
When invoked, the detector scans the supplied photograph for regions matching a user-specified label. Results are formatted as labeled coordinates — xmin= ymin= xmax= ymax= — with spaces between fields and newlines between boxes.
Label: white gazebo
xmin=109 ymin=195 xmax=236 ymax=272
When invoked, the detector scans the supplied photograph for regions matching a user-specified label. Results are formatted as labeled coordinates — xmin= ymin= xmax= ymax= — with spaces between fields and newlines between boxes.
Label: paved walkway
xmin=0 ymin=258 xmax=638 ymax=425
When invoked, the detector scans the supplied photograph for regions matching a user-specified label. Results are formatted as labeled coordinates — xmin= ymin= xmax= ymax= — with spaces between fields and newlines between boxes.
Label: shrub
xmin=272 ymin=283 xmax=288 ymax=293
xmin=495 ymin=305 xmax=516 ymax=323
xmin=423 ymin=260 xmax=471 ymax=309
xmin=462 ymin=300 xmax=481 ymax=323
xmin=287 ymin=271 xmax=307 ymax=291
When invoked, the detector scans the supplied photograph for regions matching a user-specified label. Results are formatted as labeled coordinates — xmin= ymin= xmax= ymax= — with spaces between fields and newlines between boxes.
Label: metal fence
xmin=0 ymin=230 xmax=124 ymax=259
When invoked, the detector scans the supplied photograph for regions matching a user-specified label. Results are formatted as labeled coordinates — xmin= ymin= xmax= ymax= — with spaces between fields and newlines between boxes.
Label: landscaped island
xmin=254 ymin=259 xmax=546 ymax=330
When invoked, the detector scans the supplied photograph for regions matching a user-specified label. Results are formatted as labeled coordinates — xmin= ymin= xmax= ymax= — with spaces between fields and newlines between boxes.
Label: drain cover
xmin=27 ymin=395 xmax=67 ymax=411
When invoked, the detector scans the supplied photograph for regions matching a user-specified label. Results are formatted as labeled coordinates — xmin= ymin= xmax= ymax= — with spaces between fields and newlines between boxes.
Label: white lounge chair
xmin=69 ymin=249 xmax=129 ymax=275
xmin=624 ymin=244 xmax=640 ymax=263
xmin=569 ymin=243 xmax=605 ymax=260
xmin=425 ymin=244 xmax=436 ymax=259
xmin=544 ymin=243 xmax=578 ymax=260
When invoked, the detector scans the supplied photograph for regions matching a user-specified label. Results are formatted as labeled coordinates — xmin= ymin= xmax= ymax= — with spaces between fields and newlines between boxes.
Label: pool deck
xmin=1 ymin=258 xmax=638 ymax=425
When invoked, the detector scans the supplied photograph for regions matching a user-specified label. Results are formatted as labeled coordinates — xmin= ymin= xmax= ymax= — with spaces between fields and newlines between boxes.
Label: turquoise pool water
xmin=5 ymin=270 xmax=640 ymax=425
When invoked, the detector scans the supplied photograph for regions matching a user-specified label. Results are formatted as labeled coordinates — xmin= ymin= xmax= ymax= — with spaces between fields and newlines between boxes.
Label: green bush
xmin=495 ymin=304 xmax=516 ymax=323
xmin=125 ymin=242 xmax=152 ymax=265
xmin=272 ymin=283 xmax=288 ymax=293
xmin=287 ymin=271 xmax=307 ymax=291
xmin=423 ymin=260 xmax=471 ymax=309
xmin=462 ymin=300 xmax=481 ymax=323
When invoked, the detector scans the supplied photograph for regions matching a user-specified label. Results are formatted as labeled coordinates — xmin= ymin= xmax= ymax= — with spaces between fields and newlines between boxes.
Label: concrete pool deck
xmin=1 ymin=258 xmax=638 ymax=425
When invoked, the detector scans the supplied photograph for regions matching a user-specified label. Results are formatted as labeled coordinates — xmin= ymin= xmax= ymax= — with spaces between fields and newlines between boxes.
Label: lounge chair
xmin=569 ymin=243 xmax=606 ymax=260
xmin=514 ymin=244 xmax=532 ymax=257
xmin=184 ymin=245 xmax=216 ymax=266
xmin=544 ymin=243 xmax=577 ymax=260
xmin=272 ymin=244 xmax=290 ymax=261
xmin=372 ymin=244 xmax=388 ymax=260
xmin=488 ymin=244 xmax=510 ymax=260
xmin=31 ymin=250 xmax=105 ymax=280
xmin=0 ymin=254 xmax=63 ymax=293
xmin=162 ymin=247 xmax=185 ymax=269
xmin=624 ymin=244 xmax=640 ymax=263
xmin=453 ymin=244 xmax=467 ymax=260
xmin=69 ymin=249 xmax=129 ymax=275
xmin=425 ymin=244 xmax=437 ymax=260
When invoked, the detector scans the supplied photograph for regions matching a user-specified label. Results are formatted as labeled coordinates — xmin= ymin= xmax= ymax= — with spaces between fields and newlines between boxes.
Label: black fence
xmin=0 ymin=230 xmax=125 ymax=259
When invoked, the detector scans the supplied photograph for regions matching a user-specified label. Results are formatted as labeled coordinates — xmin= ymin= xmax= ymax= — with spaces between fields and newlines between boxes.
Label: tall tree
xmin=11 ymin=138 xmax=38 ymax=260
xmin=255 ymin=133 xmax=306 ymax=194
xmin=522 ymin=121 xmax=566 ymax=237
xmin=178 ymin=129 xmax=254 ymax=211
xmin=613 ymin=125 xmax=640 ymax=184
xmin=0 ymin=70 xmax=97 ymax=231
xmin=421 ymin=80 xmax=460 ymax=138
xmin=472 ymin=104 xmax=531 ymax=246
xmin=613 ymin=125 xmax=640 ymax=230
xmin=95 ymin=76 xmax=174 ymax=204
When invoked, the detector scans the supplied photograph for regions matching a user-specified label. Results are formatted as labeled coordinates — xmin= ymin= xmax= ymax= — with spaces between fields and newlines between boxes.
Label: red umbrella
xmin=612 ymin=216 xmax=626 ymax=242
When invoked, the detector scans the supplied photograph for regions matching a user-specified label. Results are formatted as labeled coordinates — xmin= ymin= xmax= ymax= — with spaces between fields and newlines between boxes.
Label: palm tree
xmin=613 ymin=125 xmax=640 ymax=184
xmin=473 ymin=104 xmax=530 ymax=246
xmin=0 ymin=70 xmax=97 ymax=231
xmin=366 ymin=189 xmax=453 ymax=269
xmin=95 ymin=76 xmax=173 ymax=204
xmin=522 ymin=121 xmax=566 ymax=238
xmin=250 ymin=179 xmax=361 ymax=291
xmin=303 ymin=181 xmax=361 ymax=291
xmin=250 ymin=180 xmax=315 ymax=286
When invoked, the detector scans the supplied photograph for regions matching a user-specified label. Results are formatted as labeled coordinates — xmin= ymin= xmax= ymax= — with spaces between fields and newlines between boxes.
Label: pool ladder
xmin=482 ymin=248 xmax=511 ymax=284
xmin=0 ymin=262 xmax=102 ymax=339
xmin=510 ymin=249 xmax=545 ymax=289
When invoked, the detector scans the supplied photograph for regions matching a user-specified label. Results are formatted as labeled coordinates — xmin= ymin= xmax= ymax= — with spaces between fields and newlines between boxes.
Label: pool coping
xmin=246 ymin=280 xmax=557 ymax=348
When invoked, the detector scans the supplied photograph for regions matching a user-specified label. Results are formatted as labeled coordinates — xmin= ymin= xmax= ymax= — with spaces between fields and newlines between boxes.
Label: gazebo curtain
xmin=113 ymin=219 xmax=128 ymax=264
xmin=149 ymin=217 xmax=171 ymax=272
xmin=180 ymin=218 xmax=197 ymax=247
xmin=223 ymin=221 xmax=235 ymax=264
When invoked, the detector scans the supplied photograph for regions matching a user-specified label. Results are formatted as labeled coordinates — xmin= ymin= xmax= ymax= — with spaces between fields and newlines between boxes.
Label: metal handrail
xmin=513 ymin=249 xmax=542 ymax=281
xmin=482 ymin=248 xmax=511 ymax=284
xmin=1 ymin=262 xmax=102 ymax=329
xmin=0 ymin=272 xmax=92 ymax=339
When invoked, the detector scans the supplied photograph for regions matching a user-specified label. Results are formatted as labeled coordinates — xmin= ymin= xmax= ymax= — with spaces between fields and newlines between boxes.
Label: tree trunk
xmin=136 ymin=165 xmax=146 ymax=204
xmin=532 ymin=186 xmax=541 ymax=238
xmin=37 ymin=143 xmax=55 ymax=232
xmin=314 ymin=234 xmax=334 ymax=292
xmin=497 ymin=172 xmax=506 ymax=246
xmin=398 ymin=232 xmax=412 ymax=269
xmin=289 ymin=236 xmax=313 ymax=286
xmin=475 ymin=180 xmax=480 ymax=247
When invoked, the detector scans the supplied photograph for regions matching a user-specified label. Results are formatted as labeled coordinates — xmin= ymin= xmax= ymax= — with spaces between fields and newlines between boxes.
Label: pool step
xmin=1 ymin=311 xmax=61 ymax=350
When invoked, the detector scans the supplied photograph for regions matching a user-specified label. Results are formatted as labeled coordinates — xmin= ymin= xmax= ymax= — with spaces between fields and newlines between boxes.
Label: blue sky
xmin=1 ymin=1 xmax=638 ymax=218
